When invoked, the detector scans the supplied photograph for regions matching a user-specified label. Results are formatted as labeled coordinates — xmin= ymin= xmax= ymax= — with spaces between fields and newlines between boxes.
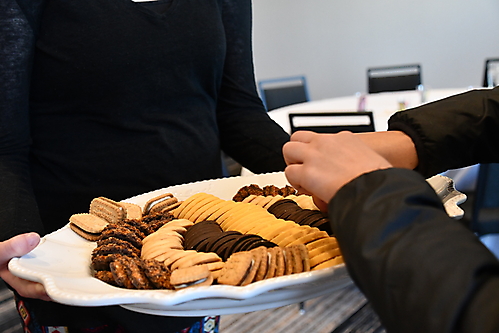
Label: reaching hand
xmin=0 ymin=233 xmax=51 ymax=301
xmin=283 ymin=131 xmax=393 ymax=210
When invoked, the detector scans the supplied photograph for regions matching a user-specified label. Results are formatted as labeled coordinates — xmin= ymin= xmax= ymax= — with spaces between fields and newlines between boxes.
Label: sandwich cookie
xmin=69 ymin=213 xmax=109 ymax=241
xmin=217 ymin=252 xmax=255 ymax=286
xmin=143 ymin=193 xmax=179 ymax=215
xmin=170 ymin=265 xmax=214 ymax=289
xmin=90 ymin=197 xmax=126 ymax=224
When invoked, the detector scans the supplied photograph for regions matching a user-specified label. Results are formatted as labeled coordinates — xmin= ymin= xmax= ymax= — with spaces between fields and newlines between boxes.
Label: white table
xmin=245 ymin=88 xmax=478 ymax=191
xmin=268 ymin=88 xmax=470 ymax=133
xmin=262 ymin=88 xmax=499 ymax=258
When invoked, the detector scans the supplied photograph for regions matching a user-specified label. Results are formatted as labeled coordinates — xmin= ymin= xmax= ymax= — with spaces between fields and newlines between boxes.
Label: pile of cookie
xmin=239 ymin=195 xmax=332 ymax=234
xmin=184 ymin=220 xmax=277 ymax=255
xmin=71 ymin=195 xmax=181 ymax=289
xmin=69 ymin=184 xmax=343 ymax=291
xmin=171 ymin=189 xmax=341 ymax=271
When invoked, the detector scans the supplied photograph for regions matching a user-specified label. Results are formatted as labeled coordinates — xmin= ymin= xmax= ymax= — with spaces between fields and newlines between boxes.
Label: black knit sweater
xmin=0 ymin=0 xmax=289 ymax=239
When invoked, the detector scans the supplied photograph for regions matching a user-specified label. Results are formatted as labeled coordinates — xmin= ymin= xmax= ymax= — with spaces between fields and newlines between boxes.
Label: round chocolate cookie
xmin=267 ymin=199 xmax=301 ymax=219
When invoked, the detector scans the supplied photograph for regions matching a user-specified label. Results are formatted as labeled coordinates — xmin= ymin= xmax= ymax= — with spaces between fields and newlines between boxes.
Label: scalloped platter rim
xmin=9 ymin=172 xmax=463 ymax=316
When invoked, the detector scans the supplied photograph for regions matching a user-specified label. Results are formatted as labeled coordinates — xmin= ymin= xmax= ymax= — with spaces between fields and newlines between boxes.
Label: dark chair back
xmin=368 ymin=64 xmax=422 ymax=94
xmin=472 ymin=163 xmax=499 ymax=235
xmin=289 ymin=112 xmax=375 ymax=134
xmin=258 ymin=76 xmax=309 ymax=111
xmin=482 ymin=58 xmax=499 ymax=88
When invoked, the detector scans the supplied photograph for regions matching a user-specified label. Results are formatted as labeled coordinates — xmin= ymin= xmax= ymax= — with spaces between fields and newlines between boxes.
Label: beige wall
xmin=252 ymin=0 xmax=499 ymax=100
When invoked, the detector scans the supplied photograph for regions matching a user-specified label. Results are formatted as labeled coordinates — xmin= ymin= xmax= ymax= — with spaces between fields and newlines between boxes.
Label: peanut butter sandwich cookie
xmin=170 ymin=265 xmax=214 ymax=290
xmin=217 ymin=251 xmax=255 ymax=286
xmin=69 ymin=213 xmax=109 ymax=241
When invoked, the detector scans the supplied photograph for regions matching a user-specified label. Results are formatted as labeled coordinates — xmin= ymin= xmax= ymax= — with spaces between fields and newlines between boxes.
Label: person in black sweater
xmin=0 ymin=0 xmax=289 ymax=331
xmin=283 ymin=87 xmax=499 ymax=332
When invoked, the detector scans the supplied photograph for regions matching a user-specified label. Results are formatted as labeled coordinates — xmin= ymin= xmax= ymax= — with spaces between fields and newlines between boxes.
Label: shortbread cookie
xmin=171 ymin=193 xmax=208 ymax=219
xmin=263 ymin=195 xmax=284 ymax=209
xmin=309 ymin=248 xmax=342 ymax=268
xmin=312 ymin=255 xmax=344 ymax=271
xmin=288 ymin=230 xmax=329 ymax=247
xmin=163 ymin=250 xmax=198 ymax=269
xmin=306 ymin=237 xmax=338 ymax=252
xmin=171 ymin=252 xmax=222 ymax=271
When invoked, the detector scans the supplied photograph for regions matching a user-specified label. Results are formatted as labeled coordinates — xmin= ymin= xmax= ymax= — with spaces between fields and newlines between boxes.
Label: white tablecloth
xmin=268 ymin=88 xmax=470 ymax=133
xmin=244 ymin=88 xmax=477 ymax=190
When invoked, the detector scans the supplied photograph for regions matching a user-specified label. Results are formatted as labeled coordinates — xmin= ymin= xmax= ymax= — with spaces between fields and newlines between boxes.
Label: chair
xmin=289 ymin=112 xmax=375 ymax=134
xmin=482 ymin=58 xmax=499 ymax=87
xmin=258 ymin=76 xmax=309 ymax=111
xmin=471 ymin=163 xmax=499 ymax=235
xmin=221 ymin=151 xmax=241 ymax=177
xmin=367 ymin=64 xmax=422 ymax=94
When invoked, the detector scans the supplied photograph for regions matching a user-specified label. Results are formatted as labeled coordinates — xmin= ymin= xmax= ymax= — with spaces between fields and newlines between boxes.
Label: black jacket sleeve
xmin=328 ymin=87 xmax=499 ymax=332
xmin=216 ymin=0 xmax=289 ymax=174
xmin=388 ymin=87 xmax=499 ymax=178
xmin=329 ymin=169 xmax=499 ymax=333
xmin=0 ymin=0 xmax=46 ymax=240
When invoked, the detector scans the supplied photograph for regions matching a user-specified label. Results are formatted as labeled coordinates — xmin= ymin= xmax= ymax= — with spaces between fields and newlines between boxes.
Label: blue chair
xmin=258 ymin=76 xmax=310 ymax=111
xmin=367 ymin=64 xmax=422 ymax=94
xmin=472 ymin=163 xmax=499 ymax=235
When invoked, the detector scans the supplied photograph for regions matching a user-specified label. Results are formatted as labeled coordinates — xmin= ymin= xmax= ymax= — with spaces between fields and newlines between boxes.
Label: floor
xmin=220 ymin=284 xmax=371 ymax=333
xmin=0 ymin=280 xmax=372 ymax=333
xmin=0 ymin=280 xmax=22 ymax=333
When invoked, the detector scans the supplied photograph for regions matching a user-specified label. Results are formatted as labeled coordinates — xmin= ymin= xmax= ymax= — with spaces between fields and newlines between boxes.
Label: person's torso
xmin=28 ymin=0 xmax=228 ymax=231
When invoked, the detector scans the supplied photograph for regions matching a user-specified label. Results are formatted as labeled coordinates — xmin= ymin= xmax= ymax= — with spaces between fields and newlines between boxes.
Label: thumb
xmin=0 ymin=233 xmax=40 ymax=263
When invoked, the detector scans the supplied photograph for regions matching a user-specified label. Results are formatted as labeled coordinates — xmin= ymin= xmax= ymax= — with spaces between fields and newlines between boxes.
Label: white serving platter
xmin=8 ymin=172 xmax=464 ymax=316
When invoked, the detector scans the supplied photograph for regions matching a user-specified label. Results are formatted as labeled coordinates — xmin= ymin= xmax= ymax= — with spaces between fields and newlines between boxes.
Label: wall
xmin=251 ymin=0 xmax=499 ymax=100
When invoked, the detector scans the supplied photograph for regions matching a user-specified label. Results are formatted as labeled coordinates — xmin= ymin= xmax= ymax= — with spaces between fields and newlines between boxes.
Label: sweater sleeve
xmin=215 ymin=0 xmax=290 ymax=174
xmin=388 ymin=87 xmax=499 ymax=177
xmin=328 ymin=168 xmax=499 ymax=333
xmin=0 ymin=0 xmax=45 ymax=240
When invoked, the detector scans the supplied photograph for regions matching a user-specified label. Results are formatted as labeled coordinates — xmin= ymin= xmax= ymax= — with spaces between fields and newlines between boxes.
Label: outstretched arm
xmin=283 ymin=130 xmax=393 ymax=209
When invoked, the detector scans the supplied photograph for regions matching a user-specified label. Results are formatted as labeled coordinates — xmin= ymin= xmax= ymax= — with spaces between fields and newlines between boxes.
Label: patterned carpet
xmin=1 ymin=280 xmax=383 ymax=333
xmin=220 ymin=284 xmax=371 ymax=333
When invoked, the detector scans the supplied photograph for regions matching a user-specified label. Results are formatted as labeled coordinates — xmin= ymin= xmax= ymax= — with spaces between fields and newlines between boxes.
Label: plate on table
xmin=8 ymin=172 xmax=464 ymax=316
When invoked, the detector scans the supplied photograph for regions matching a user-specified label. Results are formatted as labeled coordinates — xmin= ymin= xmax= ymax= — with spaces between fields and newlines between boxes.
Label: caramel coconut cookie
xmin=232 ymin=184 xmax=296 ymax=202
